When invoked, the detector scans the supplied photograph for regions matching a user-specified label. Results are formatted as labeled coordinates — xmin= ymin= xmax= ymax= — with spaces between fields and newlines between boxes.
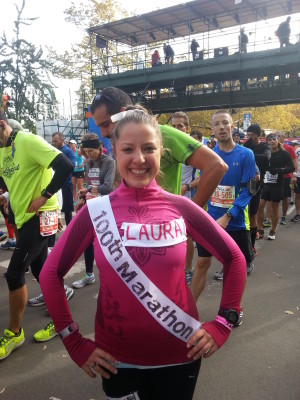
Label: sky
xmin=3 ymin=0 xmax=300 ymax=119
xmin=3 ymin=0 xmax=179 ymax=117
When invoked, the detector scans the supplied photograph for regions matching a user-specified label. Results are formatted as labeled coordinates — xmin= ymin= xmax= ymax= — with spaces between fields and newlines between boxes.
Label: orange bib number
xmin=39 ymin=210 xmax=58 ymax=236
xmin=211 ymin=185 xmax=235 ymax=208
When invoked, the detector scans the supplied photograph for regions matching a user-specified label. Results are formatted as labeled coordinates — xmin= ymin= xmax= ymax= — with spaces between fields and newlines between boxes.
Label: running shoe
xmin=33 ymin=321 xmax=57 ymax=342
xmin=184 ymin=269 xmax=194 ymax=285
xmin=280 ymin=216 xmax=287 ymax=225
xmin=234 ymin=308 xmax=244 ymax=327
xmin=214 ymin=270 xmax=223 ymax=280
xmin=267 ymin=230 xmax=276 ymax=240
xmin=252 ymin=247 xmax=257 ymax=257
xmin=64 ymin=285 xmax=74 ymax=301
xmin=28 ymin=293 xmax=45 ymax=307
xmin=247 ymin=262 xmax=254 ymax=275
xmin=0 ymin=240 xmax=16 ymax=250
xmin=257 ymin=229 xmax=265 ymax=240
xmin=291 ymin=214 xmax=300 ymax=222
xmin=0 ymin=231 xmax=7 ymax=242
xmin=263 ymin=219 xmax=271 ymax=228
xmin=0 ymin=328 xmax=25 ymax=360
xmin=28 ymin=285 xmax=74 ymax=307
xmin=72 ymin=273 xmax=95 ymax=289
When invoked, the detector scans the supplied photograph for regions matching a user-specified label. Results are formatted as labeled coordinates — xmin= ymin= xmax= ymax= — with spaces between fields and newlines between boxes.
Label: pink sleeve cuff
xmin=63 ymin=330 xmax=97 ymax=367
xmin=202 ymin=320 xmax=231 ymax=348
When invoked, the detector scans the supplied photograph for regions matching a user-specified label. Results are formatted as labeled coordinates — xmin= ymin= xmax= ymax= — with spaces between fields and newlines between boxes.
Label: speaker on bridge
xmin=214 ymin=47 xmax=228 ymax=58
xmin=194 ymin=51 xmax=204 ymax=60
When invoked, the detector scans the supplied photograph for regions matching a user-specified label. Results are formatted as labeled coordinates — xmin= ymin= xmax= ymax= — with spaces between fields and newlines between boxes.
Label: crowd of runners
xmin=0 ymin=87 xmax=299 ymax=399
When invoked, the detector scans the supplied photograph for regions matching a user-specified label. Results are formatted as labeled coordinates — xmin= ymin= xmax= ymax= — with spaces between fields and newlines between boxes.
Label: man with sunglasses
xmin=90 ymin=87 xmax=228 ymax=208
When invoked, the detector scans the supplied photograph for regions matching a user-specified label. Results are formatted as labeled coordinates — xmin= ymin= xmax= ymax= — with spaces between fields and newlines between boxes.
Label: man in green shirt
xmin=90 ymin=87 xmax=228 ymax=207
xmin=0 ymin=111 xmax=74 ymax=361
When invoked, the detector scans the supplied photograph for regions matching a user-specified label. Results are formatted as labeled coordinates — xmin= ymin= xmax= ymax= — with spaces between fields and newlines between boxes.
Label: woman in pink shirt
xmin=40 ymin=110 xmax=245 ymax=400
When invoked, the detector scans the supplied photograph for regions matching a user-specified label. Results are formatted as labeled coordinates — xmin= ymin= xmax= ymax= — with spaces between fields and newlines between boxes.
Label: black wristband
xmin=41 ymin=189 xmax=53 ymax=199
xmin=186 ymin=184 xmax=191 ymax=191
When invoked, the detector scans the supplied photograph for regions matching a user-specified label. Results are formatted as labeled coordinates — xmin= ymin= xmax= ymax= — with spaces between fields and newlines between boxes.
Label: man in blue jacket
xmin=190 ymin=110 xmax=256 ymax=327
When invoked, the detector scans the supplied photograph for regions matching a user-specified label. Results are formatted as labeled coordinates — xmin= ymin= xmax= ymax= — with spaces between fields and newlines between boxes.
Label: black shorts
xmin=283 ymin=177 xmax=291 ymax=198
xmin=7 ymin=202 xmax=15 ymax=225
xmin=249 ymin=186 xmax=261 ymax=216
xmin=72 ymin=170 xmax=84 ymax=179
xmin=196 ymin=229 xmax=253 ymax=264
xmin=61 ymin=182 xmax=74 ymax=212
xmin=5 ymin=215 xmax=48 ymax=291
xmin=261 ymin=185 xmax=283 ymax=202
xmin=295 ymin=177 xmax=300 ymax=194
xmin=102 ymin=360 xmax=201 ymax=400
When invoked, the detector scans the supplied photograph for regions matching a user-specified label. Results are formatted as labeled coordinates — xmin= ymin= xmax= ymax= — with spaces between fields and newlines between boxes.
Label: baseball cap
xmin=69 ymin=139 xmax=77 ymax=144
xmin=247 ymin=124 xmax=261 ymax=136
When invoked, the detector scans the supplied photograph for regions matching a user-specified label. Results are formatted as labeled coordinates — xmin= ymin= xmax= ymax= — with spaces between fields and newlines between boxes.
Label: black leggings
xmin=102 ymin=359 xmax=201 ymax=400
xmin=84 ymin=243 xmax=94 ymax=274
xmin=5 ymin=215 xmax=48 ymax=291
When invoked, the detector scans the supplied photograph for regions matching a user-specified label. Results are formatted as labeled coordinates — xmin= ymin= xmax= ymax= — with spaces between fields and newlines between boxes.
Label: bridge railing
xmin=91 ymin=16 xmax=300 ymax=77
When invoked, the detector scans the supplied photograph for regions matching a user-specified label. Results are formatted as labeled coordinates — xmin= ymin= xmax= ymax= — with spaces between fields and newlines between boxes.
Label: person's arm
xmin=27 ymin=153 xmax=74 ymax=214
xmin=174 ymin=196 xmax=246 ymax=358
xmin=39 ymin=205 xmax=117 ymax=378
xmin=186 ymin=145 xmax=228 ymax=208
xmin=97 ymin=158 xmax=116 ymax=195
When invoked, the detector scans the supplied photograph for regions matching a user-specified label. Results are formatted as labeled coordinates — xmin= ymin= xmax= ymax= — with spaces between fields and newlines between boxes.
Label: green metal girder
xmin=143 ymin=84 xmax=300 ymax=112
xmin=92 ymin=46 xmax=300 ymax=93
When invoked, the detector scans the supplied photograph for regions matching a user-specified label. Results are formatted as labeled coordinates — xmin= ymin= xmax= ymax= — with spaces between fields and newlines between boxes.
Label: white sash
xmin=87 ymin=195 xmax=201 ymax=342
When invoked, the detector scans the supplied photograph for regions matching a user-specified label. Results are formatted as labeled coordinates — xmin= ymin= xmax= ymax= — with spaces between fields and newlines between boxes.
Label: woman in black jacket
xmin=257 ymin=133 xmax=295 ymax=240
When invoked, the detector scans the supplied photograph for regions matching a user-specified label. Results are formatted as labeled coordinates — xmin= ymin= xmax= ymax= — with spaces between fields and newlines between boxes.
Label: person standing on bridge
xmin=275 ymin=16 xmax=291 ymax=48
xmin=39 ymin=109 xmax=245 ymax=400
xmin=239 ymin=28 xmax=248 ymax=53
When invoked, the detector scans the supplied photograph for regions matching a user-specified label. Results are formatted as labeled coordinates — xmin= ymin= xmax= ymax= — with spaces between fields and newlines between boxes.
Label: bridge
xmin=87 ymin=0 xmax=300 ymax=112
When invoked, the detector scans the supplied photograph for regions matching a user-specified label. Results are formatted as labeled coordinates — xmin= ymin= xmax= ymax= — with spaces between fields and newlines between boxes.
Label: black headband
xmin=81 ymin=139 xmax=101 ymax=149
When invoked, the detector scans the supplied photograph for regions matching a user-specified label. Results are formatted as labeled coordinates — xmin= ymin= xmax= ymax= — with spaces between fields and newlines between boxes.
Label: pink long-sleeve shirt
xmin=40 ymin=179 xmax=246 ymax=367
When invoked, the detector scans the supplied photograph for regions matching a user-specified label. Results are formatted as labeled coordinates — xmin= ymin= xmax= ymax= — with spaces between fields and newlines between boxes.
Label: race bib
xmin=211 ymin=185 xmax=235 ymax=208
xmin=121 ymin=218 xmax=187 ymax=247
xmin=106 ymin=393 xmax=140 ymax=400
xmin=264 ymin=171 xmax=278 ymax=184
xmin=39 ymin=210 xmax=58 ymax=236
xmin=86 ymin=192 xmax=100 ymax=200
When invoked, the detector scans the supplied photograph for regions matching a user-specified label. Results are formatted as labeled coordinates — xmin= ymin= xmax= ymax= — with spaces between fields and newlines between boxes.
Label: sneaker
xmin=291 ymin=214 xmax=300 ymax=222
xmin=72 ymin=273 xmax=95 ymax=289
xmin=0 ymin=240 xmax=16 ymax=250
xmin=0 ymin=231 xmax=7 ymax=242
xmin=234 ymin=308 xmax=243 ymax=327
xmin=64 ymin=285 xmax=74 ymax=301
xmin=252 ymin=247 xmax=257 ymax=257
xmin=28 ymin=285 xmax=74 ymax=307
xmin=184 ymin=269 xmax=194 ymax=285
xmin=280 ymin=216 xmax=287 ymax=225
xmin=247 ymin=262 xmax=254 ymax=275
xmin=33 ymin=321 xmax=57 ymax=342
xmin=257 ymin=229 xmax=265 ymax=240
xmin=263 ymin=219 xmax=271 ymax=228
xmin=214 ymin=270 xmax=223 ymax=280
xmin=267 ymin=230 xmax=276 ymax=240
xmin=0 ymin=328 xmax=25 ymax=360
xmin=28 ymin=293 xmax=45 ymax=307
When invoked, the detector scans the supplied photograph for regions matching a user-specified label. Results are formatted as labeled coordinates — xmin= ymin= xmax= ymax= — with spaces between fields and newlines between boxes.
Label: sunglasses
xmin=93 ymin=93 xmax=121 ymax=108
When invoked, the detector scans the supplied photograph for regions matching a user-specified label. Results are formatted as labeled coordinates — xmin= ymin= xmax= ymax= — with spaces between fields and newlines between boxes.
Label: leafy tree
xmin=47 ymin=0 xmax=126 ymax=117
xmin=0 ymin=0 xmax=57 ymax=131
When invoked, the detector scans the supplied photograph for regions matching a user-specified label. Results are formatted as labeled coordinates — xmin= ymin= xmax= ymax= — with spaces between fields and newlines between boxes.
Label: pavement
xmin=0 ymin=207 xmax=299 ymax=400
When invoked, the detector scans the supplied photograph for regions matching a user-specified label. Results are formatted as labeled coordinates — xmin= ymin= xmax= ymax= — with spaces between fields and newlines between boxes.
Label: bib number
xmin=211 ymin=185 xmax=235 ymax=208
xmin=39 ymin=210 xmax=58 ymax=236
xmin=264 ymin=171 xmax=278 ymax=184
